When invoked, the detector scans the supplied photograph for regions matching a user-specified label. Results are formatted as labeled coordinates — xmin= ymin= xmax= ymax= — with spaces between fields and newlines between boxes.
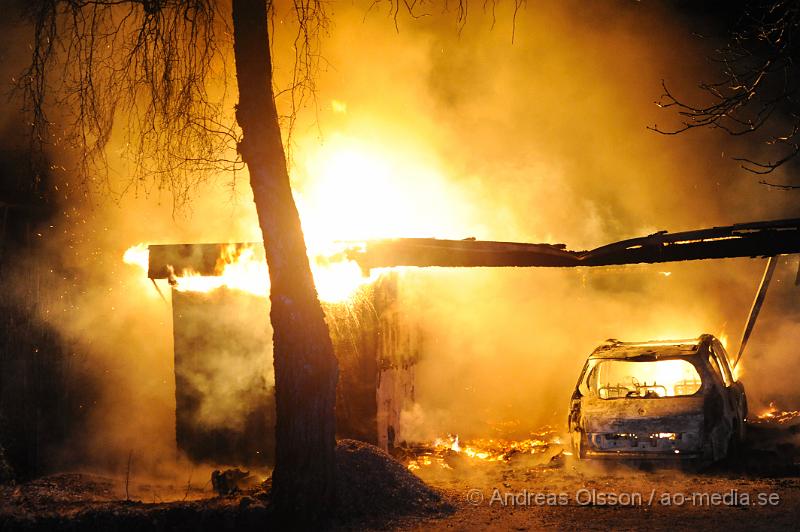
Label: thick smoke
xmin=292 ymin=1 xmax=800 ymax=439
xmin=11 ymin=0 xmax=800 ymax=477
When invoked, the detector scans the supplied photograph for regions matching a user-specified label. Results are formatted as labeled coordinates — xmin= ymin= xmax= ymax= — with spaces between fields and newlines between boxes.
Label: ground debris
xmin=334 ymin=439 xmax=453 ymax=520
xmin=7 ymin=428 xmax=800 ymax=531
xmin=0 ymin=441 xmax=452 ymax=530
xmin=211 ymin=469 xmax=250 ymax=496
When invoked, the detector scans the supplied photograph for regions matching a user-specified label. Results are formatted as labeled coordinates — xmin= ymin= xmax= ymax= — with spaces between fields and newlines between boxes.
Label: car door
xmin=711 ymin=340 xmax=747 ymax=439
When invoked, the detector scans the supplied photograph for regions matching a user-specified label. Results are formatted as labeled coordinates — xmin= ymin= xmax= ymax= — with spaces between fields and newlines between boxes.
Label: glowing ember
xmin=405 ymin=430 xmax=562 ymax=470
xmin=753 ymin=402 xmax=800 ymax=425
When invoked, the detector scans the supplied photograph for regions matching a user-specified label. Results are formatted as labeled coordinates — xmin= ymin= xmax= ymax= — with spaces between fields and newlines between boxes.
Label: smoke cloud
xmin=8 ymin=0 xmax=800 ymax=476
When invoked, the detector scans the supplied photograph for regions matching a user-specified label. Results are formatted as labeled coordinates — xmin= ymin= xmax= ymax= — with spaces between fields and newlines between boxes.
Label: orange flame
xmin=407 ymin=432 xmax=559 ymax=469
xmin=122 ymin=243 xmax=150 ymax=271
xmin=124 ymin=241 xmax=377 ymax=304
xmin=123 ymin=138 xmax=473 ymax=303
xmin=755 ymin=402 xmax=800 ymax=424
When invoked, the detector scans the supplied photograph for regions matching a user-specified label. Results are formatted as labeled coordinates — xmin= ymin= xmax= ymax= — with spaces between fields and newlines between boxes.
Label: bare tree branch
xmin=652 ymin=0 xmax=800 ymax=176
xmin=17 ymin=0 xmax=240 ymax=210
xmin=759 ymin=179 xmax=800 ymax=189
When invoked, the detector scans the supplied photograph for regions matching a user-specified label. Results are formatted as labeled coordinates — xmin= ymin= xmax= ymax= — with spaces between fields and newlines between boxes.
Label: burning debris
xmin=753 ymin=403 xmax=800 ymax=426
xmin=401 ymin=429 xmax=564 ymax=471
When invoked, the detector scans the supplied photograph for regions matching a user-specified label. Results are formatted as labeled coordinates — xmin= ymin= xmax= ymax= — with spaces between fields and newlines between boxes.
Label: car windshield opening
xmin=588 ymin=359 xmax=702 ymax=399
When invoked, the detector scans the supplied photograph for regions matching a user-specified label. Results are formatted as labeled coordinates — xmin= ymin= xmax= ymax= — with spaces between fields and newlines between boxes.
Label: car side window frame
xmin=578 ymin=360 xmax=598 ymax=396
xmin=718 ymin=341 xmax=736 ymax=371
xmin=709 ymin=343 xmax=732 ymax=387
xmin=712 ymin=341 xmax=734 ymax=386
xmin=706 ymin=353 xmax=725 ymax=385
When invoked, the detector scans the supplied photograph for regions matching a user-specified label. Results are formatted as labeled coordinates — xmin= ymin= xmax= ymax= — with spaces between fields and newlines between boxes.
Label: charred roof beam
xmin=145 ymin=217 xmax=800 ymax=277
xmin=348 ymin=217 xmax=800 ymax=271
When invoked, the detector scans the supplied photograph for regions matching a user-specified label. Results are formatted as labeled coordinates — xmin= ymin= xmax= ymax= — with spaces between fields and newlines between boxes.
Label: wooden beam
xmin=146 ymin=217 xmax=800 ymax=278
xmin=349 ymin=218 xmax=800 ymax=270
xmin=148 ymin=242 xmax=262 ymax=279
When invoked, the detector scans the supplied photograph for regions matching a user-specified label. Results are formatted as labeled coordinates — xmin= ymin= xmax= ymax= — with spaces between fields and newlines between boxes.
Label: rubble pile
xmin=334 ymin=439 xmax=452 ymax=519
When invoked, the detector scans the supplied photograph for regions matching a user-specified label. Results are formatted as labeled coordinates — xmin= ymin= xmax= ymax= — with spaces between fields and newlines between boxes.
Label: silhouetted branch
xmin=375 ymin=0 xmax=523 ymax=38
xmin=18 ymin=0 xmax=239 ymax=210
xmin=758 ymin=179 xmax=800 ymax=189
xmin=652 ymin=0 xmax=800 ymax=175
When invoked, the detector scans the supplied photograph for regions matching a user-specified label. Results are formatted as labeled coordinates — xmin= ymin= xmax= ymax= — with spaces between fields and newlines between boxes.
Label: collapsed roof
xmin=146 ymin=217 xmax=800 ymax=278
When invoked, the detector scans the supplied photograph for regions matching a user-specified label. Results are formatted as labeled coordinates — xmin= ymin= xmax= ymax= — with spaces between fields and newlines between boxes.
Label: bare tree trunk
xmin=231 ymin=0 xmax=338 ymax=519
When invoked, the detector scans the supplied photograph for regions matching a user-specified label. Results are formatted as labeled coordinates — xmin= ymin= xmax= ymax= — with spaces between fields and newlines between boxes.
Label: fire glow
xmin=405 ymin=431 xmax=561 ymax=471
xmin=595 ymin=358 xmax=702 ymax=399
xmin=123 ymin=137 xmax=474 ymax=303
xmin=123 ymin=241 xmax=377 ymax=304
xmin=754 ymin=402 xmax=800 ymax=425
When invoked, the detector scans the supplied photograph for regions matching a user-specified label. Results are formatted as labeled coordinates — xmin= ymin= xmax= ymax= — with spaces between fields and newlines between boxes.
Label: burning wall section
xmin=146 ymin=244 xmax=420 ymax=466
xmin=328 ymin=273 xmax=420 ymax=449
xmin=171 ymin=289 xmax=275 ymax=466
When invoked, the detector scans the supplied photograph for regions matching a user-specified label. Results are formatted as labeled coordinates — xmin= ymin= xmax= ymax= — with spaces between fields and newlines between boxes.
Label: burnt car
xmin=568 ymin=335 xmax=747 ymax=463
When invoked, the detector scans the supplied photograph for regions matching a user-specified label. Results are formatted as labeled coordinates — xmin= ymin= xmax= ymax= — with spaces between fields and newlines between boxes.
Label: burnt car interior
xmin=587 ymin=358 xmax=704 ymax=399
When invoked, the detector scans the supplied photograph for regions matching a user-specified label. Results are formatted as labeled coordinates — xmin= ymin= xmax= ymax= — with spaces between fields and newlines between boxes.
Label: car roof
xmin=589 ymin=335 xmax=714 ymax=360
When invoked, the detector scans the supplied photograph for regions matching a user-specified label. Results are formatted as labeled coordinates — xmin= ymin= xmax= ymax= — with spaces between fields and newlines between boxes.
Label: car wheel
xmin=571 ymin=430 xmax=588 ymax=459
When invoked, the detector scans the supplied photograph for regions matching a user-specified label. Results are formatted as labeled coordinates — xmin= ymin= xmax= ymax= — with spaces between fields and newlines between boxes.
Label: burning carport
xmin=141 ymin=217 xmax=800 ymax=466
